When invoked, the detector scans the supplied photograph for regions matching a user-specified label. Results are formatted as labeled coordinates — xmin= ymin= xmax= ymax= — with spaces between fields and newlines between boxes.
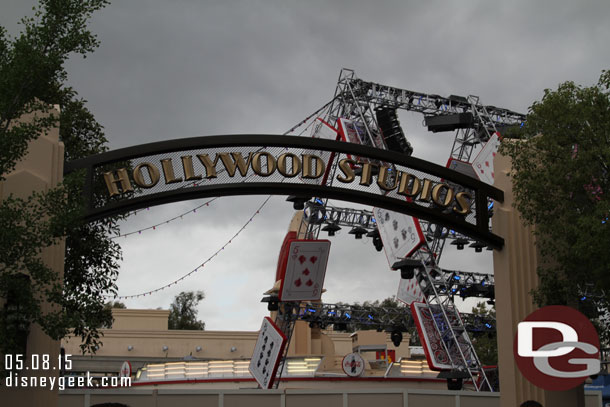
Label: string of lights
xmin=110 ymin=100 xmax=331 ymax=239
xmin=113 ymin=195 xmax=272 ymax=299
xmin=282 ymin=96 xmax=337 ymax=136
xmin=111 ymin=101 xmax=332 ymax=298
xmin=112 ymin=197 xmax=220 ymax=239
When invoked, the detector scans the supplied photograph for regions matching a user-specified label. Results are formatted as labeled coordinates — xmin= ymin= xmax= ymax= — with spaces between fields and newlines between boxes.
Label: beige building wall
xmin=62 ymin=308 xmax=413 ymax=379
xmin=0 ymin=106 xmax=65 ymax=406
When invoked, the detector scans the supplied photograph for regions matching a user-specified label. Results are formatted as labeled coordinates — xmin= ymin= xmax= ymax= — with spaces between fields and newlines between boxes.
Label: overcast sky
xmin=2 ymin=0 xmax=610 ymax=333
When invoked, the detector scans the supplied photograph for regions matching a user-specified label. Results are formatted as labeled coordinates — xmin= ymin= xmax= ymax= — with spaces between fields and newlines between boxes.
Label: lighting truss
xmin=292 ymin=68 xmax=525 ymax=391
xmin=263 ymin=299 xmax=496 ymax=335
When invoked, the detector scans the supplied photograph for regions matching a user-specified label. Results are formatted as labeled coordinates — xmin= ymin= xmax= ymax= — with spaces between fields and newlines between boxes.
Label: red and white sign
xmin=249 ymin=317 xmax=287 ymax=389
xmin=373 ymin=207 xmax=425 ymax=305
xmin=119 ymin=361 xmax=132 ymax=378
xmin=342 ymin=353 xmax=366 ymax=377
xmin=278 ymin=240 xmax=331 ymax=301
xmin=337 ymin=118 xmax=368 ymax=146
xmin=514 ymin=305 xmax=600 ymax=391
xmin=337 ymin=118 xmax=384 ymax=164
xmin=472 ymin=132 xmax=501 ymax=185
xmin=410 ymin=302 xmax=472 ymax=371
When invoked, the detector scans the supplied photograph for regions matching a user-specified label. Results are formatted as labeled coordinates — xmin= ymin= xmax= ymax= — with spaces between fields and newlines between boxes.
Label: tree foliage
xmin=500 ymin=70 xmax=610 ymax=339
xmin=168 ymin=291 xmax=206 ymax=330
xmin=470 ymin=302 xmax=497 ymax=366
xmin=0 ymin=0 xmax=116 ymax=356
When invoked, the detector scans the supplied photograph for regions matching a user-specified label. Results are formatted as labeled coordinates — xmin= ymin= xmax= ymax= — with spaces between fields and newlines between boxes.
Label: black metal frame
xmin=65 ymin=134 xmax=504 ymax=249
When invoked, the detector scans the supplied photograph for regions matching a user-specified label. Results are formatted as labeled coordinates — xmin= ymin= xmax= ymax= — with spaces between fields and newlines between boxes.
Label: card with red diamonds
xmin=278 ymin=240 xmax=331 ymax=301
xmin=397 ymin=273 xmax=423 ymax=305
xmin=472 ymin=131 xmax=501 ymax=185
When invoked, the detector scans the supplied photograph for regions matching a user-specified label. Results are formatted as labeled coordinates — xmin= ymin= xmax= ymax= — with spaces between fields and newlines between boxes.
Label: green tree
xmin=500 ymin=70 xmax=610 ymax=343
xmin=470 ymin=302 xmax=497 ymax=366
xmin=0 ymin=0 xmax=115 ymax=357
xmin=104 ymin=301 xmax=126 ymax=311
xmin=168 ymin=291 xmax=206 ymax=330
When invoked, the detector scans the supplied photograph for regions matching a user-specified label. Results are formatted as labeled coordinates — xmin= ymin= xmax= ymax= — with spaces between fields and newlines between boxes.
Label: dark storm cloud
xmin=2 ymin=0 xmax=609 ymax=329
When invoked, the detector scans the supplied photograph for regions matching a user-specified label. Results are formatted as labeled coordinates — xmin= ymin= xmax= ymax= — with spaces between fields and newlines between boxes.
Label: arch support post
xmin=0 ymin=106 xmax=65 ymax=406
xmin=493 ymin=151 xmax=585 ymax=407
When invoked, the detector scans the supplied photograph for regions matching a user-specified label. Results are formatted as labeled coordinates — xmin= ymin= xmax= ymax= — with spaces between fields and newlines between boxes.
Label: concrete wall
xmin=58 ymin=388 xmax=603 ymax=407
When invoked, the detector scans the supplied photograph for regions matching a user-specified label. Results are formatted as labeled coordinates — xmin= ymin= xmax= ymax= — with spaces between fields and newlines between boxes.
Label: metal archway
xmin=65 ymin=134 xmax=503 ymax=248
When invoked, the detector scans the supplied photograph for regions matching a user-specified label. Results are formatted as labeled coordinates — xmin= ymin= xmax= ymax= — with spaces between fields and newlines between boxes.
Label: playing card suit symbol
xmin=294 ymin=278 xmax=302 ymax=287
xmin=309 ymin=256 xmax=318 ymax=264
xmin=306 ymin=279 xmax=313 ymax=287
xmin=302 ymin=268 xmax=310 ymax=276
xmin=298 ymin=255 xmax=307 ymax=264
xmin=485 ymin=161 xmax=489 ymax=167
xmin=492 ymin=152 xmax=496 ymax=157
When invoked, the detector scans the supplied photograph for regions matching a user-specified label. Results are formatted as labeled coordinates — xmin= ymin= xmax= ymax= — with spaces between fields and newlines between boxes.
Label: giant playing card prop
xmin=249 ymin=317 xmax=287 ymax=389
xmin=374 ymin=207 xmax=425 ymax=262
xmin=410 ymin=302 xmax=473 ymax=371
xmin=373 ymin=207 xmax=425 ymax=304
xmin=472 ymin=132 xmax=501 ymax=185
xmin=396 ymin=275 xmax=423 ymax=305
xmin=278 ymin=240 xmax=331 ymax=301
xmin=443 ymin=158 xmax=477 ymax=217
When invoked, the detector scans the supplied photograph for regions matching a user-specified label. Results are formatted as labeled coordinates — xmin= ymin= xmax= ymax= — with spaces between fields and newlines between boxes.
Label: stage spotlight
xmin=425 ymin=113 xmax=474 ymax=133
xmin=261 ymin=296 xmax=280 ymax=311
xmin=451 ymin=238 xmax=470 ymax=250
xmin=437 ymin=370 xmax=470 ymax=390
xmin=391 ymin=329 xmax=403 ymax=347
xmin=469 ymin=241 xmax=486 ymax=253
xmin=349 ymin=226 xmax=368 ymax=239
xmin=268 ymin=299 xmax=279 ymax=311
xmin=365 ymin=228 xmax=380 ymax=238
xmin=447 ymin=378 xmax=463 ymax=391
xmin=372 ymin=236 xmax=383 ymax=252
xmin=366 ymin=228 xmax=384 ymax=251
xmin=286 ymin=195 xmax=311 ymax=210
xmin=391 ymin=258 xmax=423 ymax=280
xmin=321 ymin=223 xmax=341 ymax=236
